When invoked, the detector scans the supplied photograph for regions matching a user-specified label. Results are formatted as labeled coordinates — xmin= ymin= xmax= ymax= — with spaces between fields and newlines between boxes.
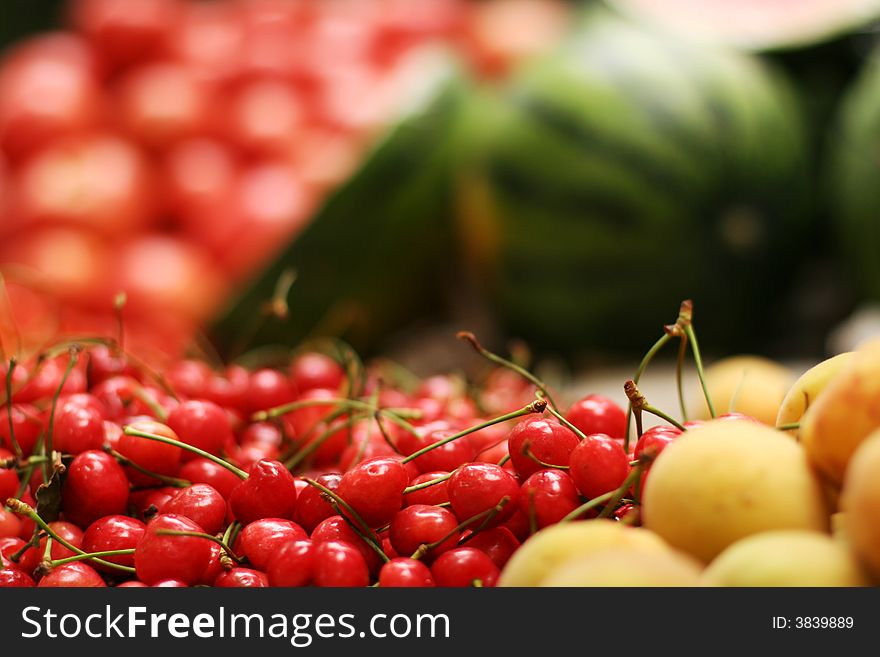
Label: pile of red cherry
xmin=0 ymin=338 xmax=684 ymax=587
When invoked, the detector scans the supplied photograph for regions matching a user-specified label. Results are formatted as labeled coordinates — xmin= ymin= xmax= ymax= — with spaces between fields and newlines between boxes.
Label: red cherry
xmin=0 ymin=555 xmax=34 ymax=587
xmin=0 ymin=404 xmax=42 ymax=455
xmin=336 ymin=456 xmax=409 ymax=528
xmin=38 ymin=562 xmax=106 ymax=587
xmin=506 ymin=417 xmax=579 ymax=479
xmin=378 ymin=558 xmax=435 ymax=587
xmin=61 ymin=449 xmax=129 ymax=528
xmin=267 ymin=539 xmax=314 ymax=587
xmin=129 ymin=486 xmax=176 ymax=522
xmin=167 ymin=399 xmax=233 ymax=460
xmin=565 ymin=394 xmax=627 ymax=440
xmin=430 ymin=547 xmax=499 ymax=587
xmin=214 ymin=567 xmax=269 ymax=588
xmin=115 ymin=581 xmax=148 ymax=587
xmin=178 ymin=457 xmax=242 ymax=500
xmin=205 ymin=365 xmax=250 ymax=411
xmin=633 ymin=426 xmax=680 ymax=461
xmin=519 ymin=469 xmax=582 ymax=529
xmin=234 ymin=518 xmax=308 ymax=571
xmin=82 ymin=515 xmax=145 ymax=572
xmin=389 ymin=505 xmax=459 ymax=561
xmin=311 ymin=515 xmax=382 ymax=575
xmin=152 ymin=578 xmax=189 ymax=587
xmin=162 ymin=484 xmax=227 ymax=535
xmin=460 ymin=527 xmax=520 ymax=569
xmin=0 ymin=462 xmax=18 ymax=506
xmin=117 ymin=419 xmax=183 ymax=486
xmin=447 ymin=463 xmax=520 ymax=529
xmin=199 ymin=542 xmax=224 ymax=586
xmin=228 ymin=459 xmax=297 ymax=525
xmin=0 ymin=507 xmax=21 ymax=539
xmin=409 ymin=429 xmax=476 ymax=474
xmin=240 ymin=421 xmax=283 ymax=447
xmin=281 ymin=387 xmax=339 ymax=440
xmin=86 ymin=345 xmax=138 ymax=386
xmin=289 ymin=352 xmax=345 ymax=393
xmin=293 ymin=473 xmax=341 ymax=533
xmin=568 ymin=434 xmax=630 ymax=499
xmin=247 ymin=368 xmax=297 ymax=414
xmin=18 ymin=520 xmax=84 ymax=576
xmin=164 ymin=359 xmax=213 ymax=399
xmin=403 ymin=471 xmax=450 ymax=507
xmin=51 ymin=396 xmax=106 ymax=454
xmin=614 ymin=503 xmax=641 ymax=525
xmin=134 ymin=513 xmax=213 ymax=586
xmin=313 ymin=540 xmax=369 ymax=587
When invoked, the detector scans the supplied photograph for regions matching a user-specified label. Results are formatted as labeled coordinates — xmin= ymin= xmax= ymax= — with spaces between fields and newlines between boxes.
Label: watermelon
xmin=208 ymin=53 xmax=471 ymax=359
xmin=828 ymin=45 xmax=880 ymax=303
xmin=455 ymin=11 xmax=811 ymax=356
xmin=610 ymin=0 xmax=880 ymax=52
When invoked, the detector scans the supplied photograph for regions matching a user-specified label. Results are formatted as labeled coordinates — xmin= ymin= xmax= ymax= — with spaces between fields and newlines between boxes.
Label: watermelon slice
xmin=609 ymin=0 xmax=880 ymax=51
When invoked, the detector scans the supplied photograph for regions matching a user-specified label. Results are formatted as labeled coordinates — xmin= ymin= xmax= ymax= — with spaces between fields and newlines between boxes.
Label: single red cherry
xmin=409 ymin=429 xmax=476 ymax=474
xmin=431 ymin=547 xmax=499 ymax=587
xmin=61 ymin=449 xmax=130 ymax=528
xmin=403 ymin=471 xmax=450 ymax=507
xmin=82 ymin=515 xmax=145 ymax=572
xmin=289 ymin=352 xmax=345 ymax=393
xmin=178 ymin=457 xmax=242 ymax=499
xmin=447 ymin=463 xmax=520 ymax=529
xmin=234 ymin=518 xmax=308 ymax=571
xmin=152 ymin=578 xmax=189 ymax=587
xmin=214 ymin=567 xmax=269 ymax=588
xmin=0 ymin=463 xmax=18 ymax=506
xmin=568 ymin=433 xmax=630 ymax=499
xmin=0 ymin=404 xmax=43 ymax=455
xmin=129 ymin=486 xmax=176 ymax=522
xmin=378 ymin=557 xmax=435 ymax=587
xmin=167 ymin=399 xmax=233 ymax=460
xmin=313 ymin=540 xmax=369 ymax=587
xmin=614 ymin=503 xmax=640 ymax=525
xmin=311 ymin=515 xmax=382 ymax=575
xmin=506 ymin=417 xmax=579 ymax=479
xmin=293 ymin=473 xmax=341 ymax=532
xmin=134 ymin=513 xmax=213 ymax=586
xmin=519 ymin=469 xmax=582 ymax=529
xmin=38 ymin=561 xmax=106 ymax=587
xmin=460 ymin=527 xmax=520 ymax=569
xmin=267 ymin=539 xmax=314 ymax=587
xmin=565 ymin=394 xmax=627 ymax=440
xmin=389 ymin=505 xmax=459 ymax=561
xmin=116 ymin=419 xmax=183 ymax=486
xmin=162 ymin=484 xmax=227 ymax=535
xmin=228 ymin=458 xmax=297 ymax=524
xmin=336 ymin=456 xmax=409 ymax=528
xmin=51 ymin=396 xmax=107 ymax=454
xmin=247 ymin=368 xmax=297 ymax=414
xmin=0 ymin=507 xmax=21 ymax=539
xmin=0 ymin=561 xmax=34 ymax=587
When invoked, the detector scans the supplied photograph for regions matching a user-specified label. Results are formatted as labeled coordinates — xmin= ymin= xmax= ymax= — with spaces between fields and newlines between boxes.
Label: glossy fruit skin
xmin=61 ymin=449 xmax=130 ymax=528
xmin=116 ymin=419 xmax=183 ymax=486
xmin=310 ymin=515 xmax=382 ymax=575
xmin=430 ymin=547 xmax=499 ymax=587
xmin=403 ymin=471 xmax=450 ymax=507
xmin=289 ymin=353 xmax=345 ymax=392
xmin=460 ymin=527 xmax=520 ymax=569
xmin=409 ymin=430 xmax=476 ymax=474
xmin=228 ymin=458 xmax=297 ymax=525
xmin=82 ymin=515 xmax=145 ymax=572
xmin=38 ymin=562 xmax=107 ymax=587
xmin=0 ymin=404 xmax=43 ymax=455
xmin=247 ymin=368 xmax=297 ymax=414
xmin=235 ymin=518 xmax=308 ymax=571
xmin=0 ymin=463 xmax=18 ymax=506
xmin=162 ymin=484 xmax=227 ymax=535
xmin=52 ymin=396 xmax=107 ymax=454
xmin=267 ymin=539 xmax=314 ymax=587
xmin=448 ymin=463 xmax=520 ymax=529
xmin=378 ymin=557 xmax=435 ymax=587
xmin=313 ymin=540 xmax=370 ymax=587
xmin=0 ymin=564 xmax=35 ymax=587
xmin=178 ymin=457 xmax=243 ymax=500
xmin=214 ymin=567 xmax=269 ymax=588
xmin=336 ymin=456 xmax=409 ymax=528
xmin=519 ymin=469 xmax=582 ymax=529
xmin=506 ymin=417 xmax=580 ymax=479
xmin=18 ymin=521 xmax=84 ymax=576
xmin=568 ymin=433 xmax=631 ymax=499
xmin=134 ymin=513 xmax=213 ymax=586
xmin=389 ymin=505 xmax=459 ymax=561
xmin=167 ymin=400 xmax=233 ymax=460
xmin=293 ymin=473 xmax=342 ymax=532
xmin=565 ymin=394 xmax=627 ymax=440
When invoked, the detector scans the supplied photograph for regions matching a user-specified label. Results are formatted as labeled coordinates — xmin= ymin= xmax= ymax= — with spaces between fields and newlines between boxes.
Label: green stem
xmin=457 ymin=331 xmax=559 ymax=412
xmin=300 ymin=478 xmax=382 ymax=556
xmin=597 ymin=464 xmax=644 ymax=519
xmin=403 ymin=472 xmax=452 ymax=495
xmin=623 ymin=333 xmax=671 ymax=453
xmin=46 ymin=548 xmax=134 ymax=569
xmin=5 ymin=359 xmax=22 ymax=459
xmin=411 ymin=497 xmax=510 ymax=560
xmin=122 ymin=426 xmax=247 ymax=480
xmin=775 ymin=422 xmax=800 ymax=432
xmin=542 ymin=399 xmax=588 ymax=441
xmin=154 ymin=530 xmax=242 ymax=563
xmin=105 ymin=447 xmax=191 ymax=487
xmin=559 ymin=492 xmax=615 ymax=524
xmin=684 ymin=324 xmax=715 ymax=418
xmin=284 ymin=413 xmax=364 ymax=471
xmin=401 ymin=399 xmax=546 ymax=465
xmin=522 ymin=442 xmax=569 ymax=470
xmin=676 ymin=336 xmax=689 ymax=422
xmin=43 ymin=347 xmax=80 ymax=484
xmin=641 ymin=405 xmax=686 ymax=432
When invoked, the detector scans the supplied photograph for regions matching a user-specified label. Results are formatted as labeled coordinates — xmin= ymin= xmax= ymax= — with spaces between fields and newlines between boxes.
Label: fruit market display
xmin=0 ymin=299 xmax=878 ymax=588
xmin=0 ymin=0 xmax=572 ymax=358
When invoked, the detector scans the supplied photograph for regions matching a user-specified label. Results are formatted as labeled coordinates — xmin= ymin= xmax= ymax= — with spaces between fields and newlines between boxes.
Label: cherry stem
xmin=676 ymin=335 xmax=689 ymax=422
xmin=45 ymin=548 xmax=134 ymax=570
xmin=131 ymin=385 xmax=168 ymax=422
xmin=411 ymin=497 xmax=510 ymax=560
xmin=42 ymin=346 xmax=80 ymax=484
xmin=284 ymin=412 xmax=363 ymax=471
xmin=402 ymin=472 xmax=452 ymax=495
xmin=623 ymin=333 xmax=671 ymax=453
xmin=253 ymin=396 xmax=420 ymax=427
xmin=497 ymin=453 xmax=511 ymax=467
xmin=113 ymin=292 xmax=127 ymax=355
xmin=122 ymin=426 xmax=248 ymax=480
xmin=220 ymin=522 xmax=241 ymax=570
xmin=776 ymin=422 xmax=800 ymax=432
xmin=597 ymin=463 xmax=645 ymax=519
xmin=522 ymin=442 xmax=569 ymax=469
xmin=300 ymin=478 xmax=388 ymax=562
xmin=625 ymin=380 xmax=686 ymax=432
xmin=5 ymin=498 xmax=136 ymax=573
xmin=4 ymin=358 xmax=22 ymax=460
xmin=401 ymin=399 xmax=546 ymax=465
xmin=559 ymin=492 xmax=614 ymax=523
xmin=154 ymin=529 xmax=242 ymax=564
xmin=684 ymin=323 xmax=715 ymax=418
xmin=105 ymin=447 xmax=191 ymax=487
xmin=540 ymin=396 xmax=588 ymax=441
xmin=457 ymin=331 xmax=558 ymax=412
